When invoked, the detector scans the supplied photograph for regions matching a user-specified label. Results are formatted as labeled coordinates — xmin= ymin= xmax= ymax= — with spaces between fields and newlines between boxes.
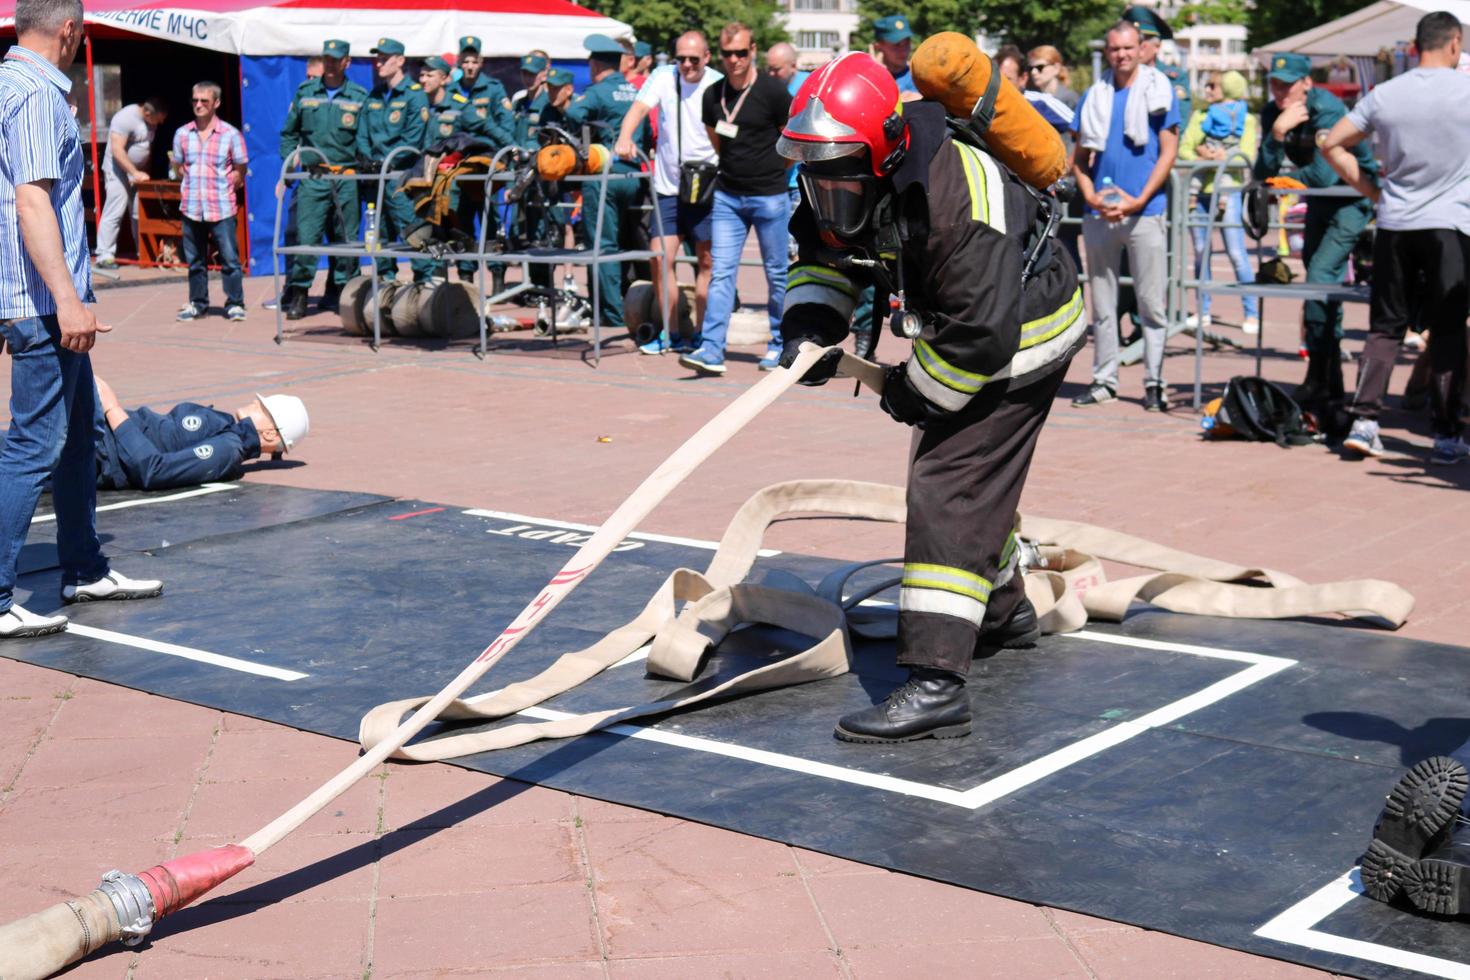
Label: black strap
xmin=969 ymin=60 xmax=1004 ymax=134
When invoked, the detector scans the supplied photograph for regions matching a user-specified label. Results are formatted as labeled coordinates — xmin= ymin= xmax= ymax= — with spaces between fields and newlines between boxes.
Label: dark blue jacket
xmin=95 ymin=401 xmax=261 ymax=490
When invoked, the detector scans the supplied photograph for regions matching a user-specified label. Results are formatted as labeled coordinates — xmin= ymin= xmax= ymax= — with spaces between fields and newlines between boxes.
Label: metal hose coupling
xmin=97 ymin=870 xmax=155 ymax=946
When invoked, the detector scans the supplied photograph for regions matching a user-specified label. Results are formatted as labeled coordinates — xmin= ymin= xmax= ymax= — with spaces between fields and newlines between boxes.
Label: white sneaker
xmin=0 ymin=604 xmax=68 ymax=638
xmin=1185 ymin=313 xmax=1212 ymax=329
xmin=62 ymin=569 xmax=164 ymax=604
xmin=1241 ymin=317 xmax=1260 ymax=335
xmin=1343 ymin=418 xmax=1385 ymax=458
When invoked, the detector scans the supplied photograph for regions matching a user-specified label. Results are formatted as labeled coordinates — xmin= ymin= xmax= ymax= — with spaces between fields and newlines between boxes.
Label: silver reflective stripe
xmin=1020 ymin=288 xmax=1084 ymax=348
xmin=954 ymin=142 xmax=1007 ymax=234
xmin=900 ymin=586 xmax=988 ymax=624
xmin=904 ymin=353 xmax=974 ymax=411
xmin=1007 ymin=300 xmax=1089 ymax=380
xmin=785 ymin=282 xmax=857 ymax=322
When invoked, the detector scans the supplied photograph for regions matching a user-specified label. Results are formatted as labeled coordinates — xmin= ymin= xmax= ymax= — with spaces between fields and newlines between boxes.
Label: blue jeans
xmin=1191 ymin=192 xmax=1259 ymax=319
xmin=0 ymin=316 xmax=108 ymax=611
xmin=182 ymin=214 xmax=244 ymax=309
xmin=701 ymin=190 xmax=790 ymax=354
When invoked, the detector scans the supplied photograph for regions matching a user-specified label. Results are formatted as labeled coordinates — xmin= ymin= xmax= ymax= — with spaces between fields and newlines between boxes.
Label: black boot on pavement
xmin=834 ymin=667 xmax=971 ymax=744
xmin=1407 ymin=821 xmax=1470 ymax=916
xmin=318 ymin=279 xmax=343 ymax=314
xmin=1144 ymin=385 xmax=1169 ymax=412
xmin=979 ymin=595 xmax=1041 ymax=652
xmin=283 ymin=286 xmax=308 ymax=321
xmin=1361 ymin=756 xmax=1468 ymax=903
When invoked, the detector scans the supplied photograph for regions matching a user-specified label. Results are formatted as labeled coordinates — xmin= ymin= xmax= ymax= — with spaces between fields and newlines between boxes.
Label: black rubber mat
xmin=6 ymin=486 xmax=1468 ymax=980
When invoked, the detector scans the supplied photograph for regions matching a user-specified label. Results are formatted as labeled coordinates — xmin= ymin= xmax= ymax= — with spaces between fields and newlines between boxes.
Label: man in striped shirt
xmin=172 ymin=80 xmax=248 ymax=321
xmin=0 ymin=0 xmax=163 ymax=639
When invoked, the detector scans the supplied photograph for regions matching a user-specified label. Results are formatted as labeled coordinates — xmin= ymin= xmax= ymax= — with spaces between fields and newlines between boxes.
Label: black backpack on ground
xmin=1217 ymin=375 xmax=1318 ymax=447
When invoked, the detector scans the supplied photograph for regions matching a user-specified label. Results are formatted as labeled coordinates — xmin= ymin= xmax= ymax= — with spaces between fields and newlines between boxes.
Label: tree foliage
xmin=1245 ymin=0 xmax=1361 ymax=49
xmin=579 ymin=0 xmax=789 ymax=55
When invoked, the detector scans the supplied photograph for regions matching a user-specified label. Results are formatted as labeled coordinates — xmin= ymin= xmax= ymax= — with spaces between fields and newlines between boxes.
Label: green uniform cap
xmin=459 ymin=35 xmax=482 ymax=54
xmin=1268 ymin=52 xmax=1312 ymax=83
xmin=1121 ymin=4 xmax=1172 ymax=39
xmin=633 ymin=41 xmax=651 ymax=58
xmin=873 ymin=15 xmax=913 ymax=43
xmin=547 ymin=68 xmax=574 ymax=86
xmin=422 ymin=55 xmax=451 ymax=74
xmin=370 ymin=37 xmax=405 ymax=56
xmin=520 ymin=54 xmax=549 ymax=73
xmin=322 ymin=39 xmax=350 ymax=58
xmin=583 ymin=33 xmax=627 ymax=56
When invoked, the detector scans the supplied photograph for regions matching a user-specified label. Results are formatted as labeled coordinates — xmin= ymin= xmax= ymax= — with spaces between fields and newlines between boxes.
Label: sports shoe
xmin=176 ymin=303 xmax=206 ymax=321
xmin=1184 ymin=313 xmax=1211 ymax=329
xmin=62 ymin=569 xmax=164 ymax=604
xmin=1360 ymin=756 xmax=1468 ymax=903
xmin=94 ymin=256 xmax=118 ymax=270
xmin=1343 ymin=418 xmax=1385 ymax=458
xmin=0 ymin=604 xmax=68 ymax=639
xmin=1144 ymin=385 xmax=1169 ymax=412
xmin=225 ymin=304 xmax=247 ymax=322
xmin=638 ymin=335 xmax=667 ymax=355
xmin=1241 ymin=317 xmax=1260 ymax=335
xmin=1071 ymin=383 xmax=1115 ymax=408
xmin=1430 ymin=435 xmax=1470 ymax=466
xmin=758 ymin=346 xmax=783 ymax=371
xmin=669 ymin=332 xmax=702 ymax=355
xmin=678 ymin=344 xmax=726 ymax=376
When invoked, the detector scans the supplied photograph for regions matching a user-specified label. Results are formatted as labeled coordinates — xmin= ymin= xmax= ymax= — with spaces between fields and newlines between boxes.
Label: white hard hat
xmin=256 ymin=393 xmax=309 ymax=451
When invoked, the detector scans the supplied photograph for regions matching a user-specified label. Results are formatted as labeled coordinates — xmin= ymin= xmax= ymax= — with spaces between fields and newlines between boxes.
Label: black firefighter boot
xmin=1360 ymin=756 xmax=1468 ymax=903
xmin=318 ymin=279 xmax=343 ymax=314
xmin=1406 ymin=819 xmax=1470 ymax=915
xmin=283 ymin=286 xmax=309 ymax=321
xmin=979 ymin=594 xmax=1041 ymax=653
xmin=834 ymin=667 xmax=971 ymax=744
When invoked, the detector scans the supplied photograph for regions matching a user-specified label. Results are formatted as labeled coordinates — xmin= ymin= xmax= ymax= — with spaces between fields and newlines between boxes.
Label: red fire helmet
xmin=777 ymin=52 xmax=909 ymax=177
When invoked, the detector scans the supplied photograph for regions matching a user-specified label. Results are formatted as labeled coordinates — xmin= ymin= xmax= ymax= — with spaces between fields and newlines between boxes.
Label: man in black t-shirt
xmin=678 ymin=22 xmax=794 ymax=375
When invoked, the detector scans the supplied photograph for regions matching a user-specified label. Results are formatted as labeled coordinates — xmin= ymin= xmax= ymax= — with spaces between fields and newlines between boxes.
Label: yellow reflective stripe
xmin=954 ymin=142 xmax=986 ymax=223
xmin=789 ymin=264 xmax=855 ymax=297
xmin=914 ymin=338 xmax=988 ymax=395
xmin=1019 ymin=288 xmax=1084 ymax=350
xmin=901 ymin=563 xmax=993 ymax=601
xmin=1000 ymin=531 xmax=1018 ymax=566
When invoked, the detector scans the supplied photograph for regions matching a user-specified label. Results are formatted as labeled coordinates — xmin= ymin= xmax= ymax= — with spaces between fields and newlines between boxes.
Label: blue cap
xmin=547 ymin=68 xmax=574 ymax=86
xmin=634 ymin=41 xmax=651 ymax=58
xmin=1268 ymin=52 xmax=1311 ymax=83
xmin=873 ymin=15 xmax=913 ymax=43
xmin=459 ymin=35 xmax=482 ymax=54
xmin=584 ymin=33 xmax=627 ymax=57
xmin=422 ymin=55 xmax=451 ymax=74
xmin=370 ymin=37 xmax=405 ymax=56
xmin=520 ymin=54 xmax=549 ymax=73
xmin=322 ymin=39 xmax=350 ymax=58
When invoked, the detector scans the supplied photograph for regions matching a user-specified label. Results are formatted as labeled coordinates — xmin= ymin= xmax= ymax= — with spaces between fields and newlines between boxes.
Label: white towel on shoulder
xmin=1077 ymin=64 xmax=1173 ymax=151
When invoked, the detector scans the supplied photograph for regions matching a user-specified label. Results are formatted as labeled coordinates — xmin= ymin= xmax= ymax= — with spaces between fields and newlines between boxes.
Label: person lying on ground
xmin=92 ymin=375 xmax=309 ymax=491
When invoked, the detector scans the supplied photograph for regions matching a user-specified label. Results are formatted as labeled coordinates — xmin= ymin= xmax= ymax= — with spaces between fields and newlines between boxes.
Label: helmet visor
xmin=776 ymin=133 xmax=864 ymax=163
xmin=799 ymin=170 xmax=878 ymax=241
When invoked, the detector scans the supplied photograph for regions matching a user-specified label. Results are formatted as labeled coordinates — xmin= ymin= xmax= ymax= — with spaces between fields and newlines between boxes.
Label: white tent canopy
xmin=1257 ymin=0 xmax=1470 ymax=59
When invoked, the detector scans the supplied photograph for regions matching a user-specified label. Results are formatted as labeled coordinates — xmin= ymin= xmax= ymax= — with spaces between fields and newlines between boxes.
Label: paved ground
xmin=1 ymin=246 xmax=1462 ymax=978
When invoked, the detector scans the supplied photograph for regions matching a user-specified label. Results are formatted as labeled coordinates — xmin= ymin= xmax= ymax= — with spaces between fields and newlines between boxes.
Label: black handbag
xmin=676 ymin=80 xmax=717 ymax=207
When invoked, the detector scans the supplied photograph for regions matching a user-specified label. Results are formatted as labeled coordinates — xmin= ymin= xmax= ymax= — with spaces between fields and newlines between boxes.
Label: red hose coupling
xmin=136 ymin=844 xmax=256 ymax=919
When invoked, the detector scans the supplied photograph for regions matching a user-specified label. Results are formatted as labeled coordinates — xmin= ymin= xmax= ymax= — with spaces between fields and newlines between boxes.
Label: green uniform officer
xmin=359 ymin=37 xmax=431 ymax=282
xmin=279 ymin=39 xmax=370 ymax=319
xmin=512 ymin=53 xmax=551 ymax=149
xmin=1255 ymin=52 xmax=1379 ymax=413
xmin=420 ymin=55 xmax=463 ymax=147
xmin=564 ymin=33 xmax=647 ymax=327
xmin=452 ymin=35 xmax=514 ymax=282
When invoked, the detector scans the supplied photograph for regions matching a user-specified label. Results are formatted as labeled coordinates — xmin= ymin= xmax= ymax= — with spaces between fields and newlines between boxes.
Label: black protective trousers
xmin=1352 ymin=228 xmax=1469 ymax=438
xmin=897 ymin=366 xmax=1067 ymax=676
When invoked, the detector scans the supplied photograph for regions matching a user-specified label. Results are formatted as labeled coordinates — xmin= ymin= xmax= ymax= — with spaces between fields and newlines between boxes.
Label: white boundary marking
xmin=65 ymin=624 xmax=308 ymax=682
xmin=463 ymin=508 xmax=782 ymax=556
xmin=31 ymin=483 xmax=235 ymax=524
xmin=467 ymin=630 xmax=1294 ymax=810
xmin=1256 ymin=868 xmax=1470 ymax=979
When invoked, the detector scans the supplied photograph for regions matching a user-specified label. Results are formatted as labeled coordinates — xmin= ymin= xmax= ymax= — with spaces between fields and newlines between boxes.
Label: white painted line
xmin=462 ymin=508 xmax=781 ymax=556
xmin=1067 ymin=628 xmax=1284 ymax=666
xmin=31 ymin=483 xmax=235 ymax=524
xmin=65 ymin=624 xmax=308 ymax=682
xmin=1256 ymin=868 xmax=1470 ymax=979
xmin=467 ymin=633 xmax=1293 ymax=811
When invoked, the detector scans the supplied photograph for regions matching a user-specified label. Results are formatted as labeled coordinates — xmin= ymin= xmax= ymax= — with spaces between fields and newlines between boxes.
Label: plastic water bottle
xmin=1099 ymin=177 xmax=1124 ymax=224
xmin=363 ymin=203 xmax=379 ymax=253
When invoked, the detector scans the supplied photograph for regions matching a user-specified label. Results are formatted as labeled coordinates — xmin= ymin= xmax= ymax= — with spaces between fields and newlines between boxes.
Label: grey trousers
xmin=95 ymin=165 xmax=137 ymax=263
xmin=1082 ymin=212 xmax=1168 ymax=389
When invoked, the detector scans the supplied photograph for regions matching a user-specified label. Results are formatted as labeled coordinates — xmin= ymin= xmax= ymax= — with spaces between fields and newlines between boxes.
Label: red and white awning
xmin=0 ymin=0 xmax=632 ymax=58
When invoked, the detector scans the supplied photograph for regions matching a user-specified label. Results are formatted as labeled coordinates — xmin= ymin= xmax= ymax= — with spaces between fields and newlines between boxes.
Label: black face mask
xmin=800 ymin=170 xmax=881 ymax=244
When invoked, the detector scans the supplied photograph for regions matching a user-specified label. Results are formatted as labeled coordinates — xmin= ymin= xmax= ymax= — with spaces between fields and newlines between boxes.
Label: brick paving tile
xmin=1066 ymin=928 xmax=1336 ymax=979
xmin=185 ymin=774 xmax=381 ymax=838
xmin=376 ymin=823 xmax=582 ymax=896
xmin=595 ymin=874 xmax=832 ymax=959
xmin=380 ymin=763 xmax=577 ymax=830
xmin=136 ymin=898 xmax=372 ymax=979
xmin=584 ymin=818 xmax=799 ymax=882
xmin=606 ymin=948 xmax=844 ymax=978
xmin=176 ymin=832 xmax=379 ymax=905
xmin=843 ymin=936 xmax=1091 ymax=979
xmin=0 ymin=780 xmax=195 ymax=847
xmin=790 ymin=847 xmax=886 ymax=878
xmin=43 ymin=687 xmax=217 ymax=741
xmin=807 ymin=872 xmax=1057 ymax=948
xmin=19 ymin=733 xmax=213 ymax=789
xmin=371 ymin=886 xmax=601 ymax=972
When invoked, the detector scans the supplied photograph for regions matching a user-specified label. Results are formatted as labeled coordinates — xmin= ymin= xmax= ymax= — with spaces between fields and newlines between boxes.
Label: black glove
xmin=879 ymin=362 xmax=947 ymax=428
xmin=777 ymin=338 xmax=844 ymax=386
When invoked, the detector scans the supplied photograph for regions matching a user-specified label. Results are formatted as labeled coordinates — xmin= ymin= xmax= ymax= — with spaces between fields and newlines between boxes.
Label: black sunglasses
xmin=1027 ymin=63 xmax=1052 ymax=73
xmin=675 ymin=55 xmax=702 ymax=64
xmin=720 ymin=48 xmax=750 ymax=58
